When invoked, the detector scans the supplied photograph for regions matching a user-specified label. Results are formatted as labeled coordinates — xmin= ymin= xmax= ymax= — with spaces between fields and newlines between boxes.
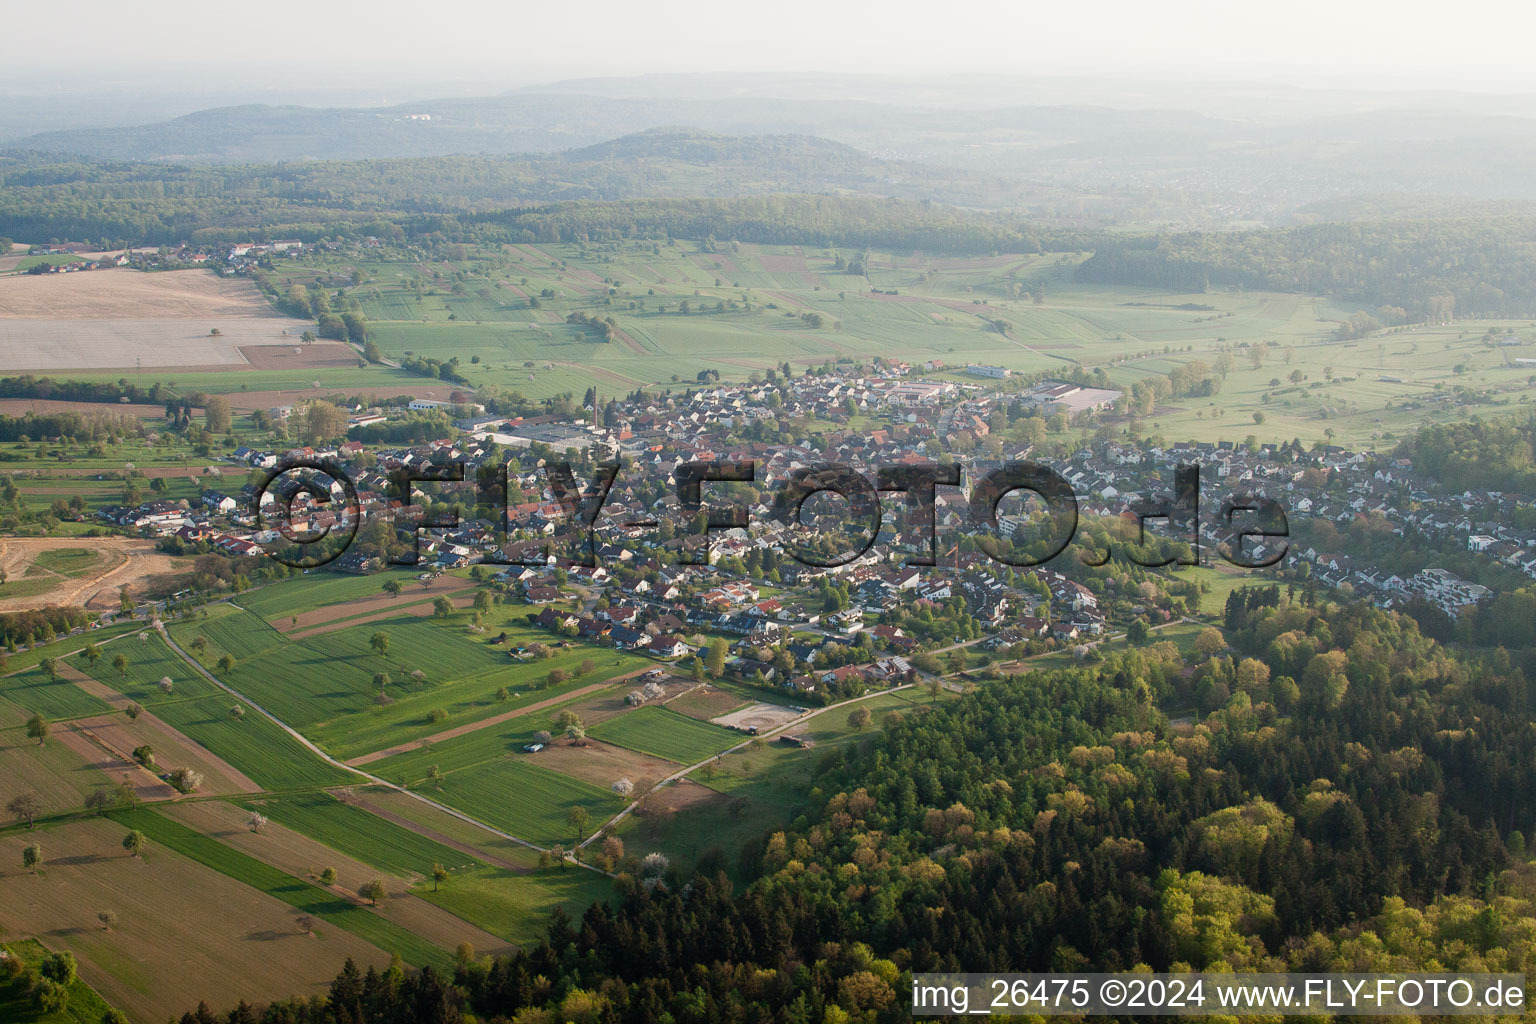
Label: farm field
xmin=242 ymin=790 xmax=475 ymax=880
xmin=0 ymin=817 xmax=397 ymax=1022
xmin=66 ymin=706 xmax=262 ymax=797
xmin=419 ymin=863 xmax=614 ymax=945
xmin=235 ymin=569 xmax=426 ymax=621
xmin=413 ymin=756 xmax=625 ymax=850
xmin=157 ymin=799 xmax=510 ymax=958
xmin=0 ymin=622 xmax=144 ymax=678
xmin=0 ymin=708 xmax=123 ymax=818
xmin=587 ymin=705 xmax=739 ymax=764
xmin=146 ymin=693 xmax=355 ymax=791
xmin=0 ymin=269 xmax=317 ymax=373
xmin=71 ymin=629 xmax=218 ymax=706
xmin=172 ymin=603 xmax=648 ymax=761
xmin=109 ymin=807 xmax=455 ymax=971
xmin=665 ymin=683 xmax=750 ymax=721
xmin=328 ymin=793 xmax=615 ymax=949
xmin=0 ymin=660 xmax=113 ymax=720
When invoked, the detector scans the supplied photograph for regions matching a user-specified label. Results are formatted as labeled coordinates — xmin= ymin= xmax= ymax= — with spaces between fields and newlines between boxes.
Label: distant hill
xmin=564 ymin=128 xmax=868 ymax=171
xmin=12 ymin=83 xmax=1536 ymax=218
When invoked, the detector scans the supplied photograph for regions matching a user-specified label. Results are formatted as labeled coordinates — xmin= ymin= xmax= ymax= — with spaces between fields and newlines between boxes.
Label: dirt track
xmin=347 ymin=680 xmax=615 ymax=766
xmin=284 ymin=590 xmax=477 ymax=640
xmin=0 ymin=536 xmax=182 ymax=612
xmin=277 ymin=579 xmax=473 ymax=634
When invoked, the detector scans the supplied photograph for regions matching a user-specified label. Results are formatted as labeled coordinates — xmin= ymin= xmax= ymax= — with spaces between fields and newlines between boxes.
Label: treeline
xmin=0 ymin=606 xmax=95 ymax=647
xmin=0 ymin=410 xmax=146 ymax=444
xmin=182 ymin=593 xmax=1536 ymax=1023
xmin=1077 ymin=218 xmax=1536 ymax=318
xmin=1396 ymin=414 xmax=1536 ymax=493
xmin=472 ymin=195 xmax=1068 ymax=253
xmin=0 ymin=375 xmax=174 ymax=406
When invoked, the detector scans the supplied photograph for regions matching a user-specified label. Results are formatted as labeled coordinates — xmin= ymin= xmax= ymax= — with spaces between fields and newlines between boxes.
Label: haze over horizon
xmin=5 ymin=0 xmax=1536 ymax=100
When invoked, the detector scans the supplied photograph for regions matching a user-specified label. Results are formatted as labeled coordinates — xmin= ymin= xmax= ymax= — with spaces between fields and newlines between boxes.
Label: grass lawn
xmin=419 ymin=864 xmax=612 ymax=947
xmin=419 ymin=757 xmax=624 ymax=849
xmin=588 ymin=706 xmax=738 ymax=764
xmin=30 ymin=548 xmax=104 ymax=577
xmin=1169 ymin=562 xmax=1275 ymax=616
xmin=13 ymin=254 xmax=86 ymax=273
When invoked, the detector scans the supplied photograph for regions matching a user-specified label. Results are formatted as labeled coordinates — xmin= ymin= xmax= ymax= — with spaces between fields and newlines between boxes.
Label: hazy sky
xmin=4 ymin=0 xmax=1535 ymax=93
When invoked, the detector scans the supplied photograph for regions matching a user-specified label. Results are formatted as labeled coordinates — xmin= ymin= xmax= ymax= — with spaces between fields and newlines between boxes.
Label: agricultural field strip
xmin=174 ymin=603 xmax=590 ymax=737
xmin=109 ymin=806 xmax=454 ymax=971
xmin=243 ymin=791 xmax=481 ymax=878
xmin=0 ymin=624 xmax=146 ymax=683
xmin=347 ymin=678 xmax=620 ymax=766
xmin=151 ymin=621 xmax=613 ymax=871
xmin=578 ymin=681 xmax=917 ymax=848
xmin=282 ymin=588 xmax=478 ymax=637
xmin=587 ymin=705 xmax=740 ymax=763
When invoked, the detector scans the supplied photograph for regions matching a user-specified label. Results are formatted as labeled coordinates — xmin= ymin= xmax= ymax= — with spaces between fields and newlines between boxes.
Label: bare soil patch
xmin=639 ymin=778 xmax=726 ymax=815
xmin=0 ymin=537 xmax=183 ymax=612
xmin=0 ymin=817 xmax=394 ymax=1024
xmin=0 ymin=319 xmax=311 ymax=371
xmin=710 ymin=702 xmax=802 ymax=732
xmin=565 ymin=678 xmax=697 ymax=726
xmin=54 ymin=719 xmax=176 ymax=802
xmin=666 ymin=684 xmax=747 ymax=721
xmin=0 ymin=269 xmax=277 ymax=319
xmin=72 ymin=705 xmax=262 ymax=796
xmin=532 ymin=737 xmax=678 ymax=793
xmin=0 ymin=717 xmax=110 ymax=815
xmin=238 ymin=342 xmax=362 ymax=370
xmin=0 ymin=269 xmax=313 ymax=371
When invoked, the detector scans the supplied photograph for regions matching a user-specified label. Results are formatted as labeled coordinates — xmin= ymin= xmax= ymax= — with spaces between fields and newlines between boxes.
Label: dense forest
xmin=13 ymin=146 xmax=1536 ymax=316
xmin=1076 ymin=218 xmax=1536 ymax=318
xmin=1396 ymin=414 xmax=1536 ymax=494
xmin=175 ymin=593 xmax=1535 ymax=1023
xmin=0 ymin=149 xmax=1053 ymax=252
